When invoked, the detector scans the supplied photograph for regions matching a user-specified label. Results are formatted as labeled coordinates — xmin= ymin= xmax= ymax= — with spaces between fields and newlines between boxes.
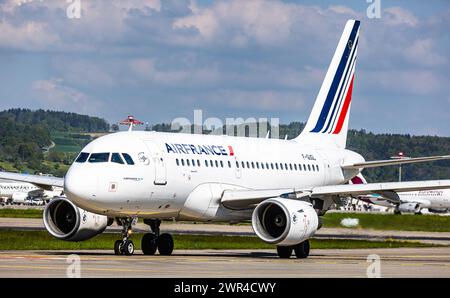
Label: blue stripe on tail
xmin=310 ymin=20 xmax=360 ymax=133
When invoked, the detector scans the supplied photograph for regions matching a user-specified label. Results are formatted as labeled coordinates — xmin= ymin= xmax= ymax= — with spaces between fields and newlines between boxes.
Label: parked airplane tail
xmin=295 ymin=19 xmax=360 ymax=149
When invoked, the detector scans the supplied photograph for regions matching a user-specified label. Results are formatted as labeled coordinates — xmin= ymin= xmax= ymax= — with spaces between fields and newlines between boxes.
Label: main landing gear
xmin=141 ymin=219 xmax=174 ymax=256
xmin=276 ymin=240 xmax=310 ymax=259
xmin=113 ymin=218 xmax=174 ymax=256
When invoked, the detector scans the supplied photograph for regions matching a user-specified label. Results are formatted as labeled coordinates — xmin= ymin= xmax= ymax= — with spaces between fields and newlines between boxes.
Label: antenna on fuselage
xmin=120 ymin=115 xmax=144 ymax=131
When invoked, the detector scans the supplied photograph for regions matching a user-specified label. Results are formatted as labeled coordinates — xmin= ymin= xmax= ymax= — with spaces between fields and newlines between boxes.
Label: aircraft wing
xmin=0 ymin=172 xmax=64 ymax=190
xmin=221 ymin=180 xmax=450 ymax=209
xmin=311 ymin=180 xmax=450 ymax=197
xmin=341 ymin=155 xmax=450 ymax=170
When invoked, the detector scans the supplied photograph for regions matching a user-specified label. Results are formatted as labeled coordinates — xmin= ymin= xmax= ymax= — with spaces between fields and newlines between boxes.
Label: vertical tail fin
xmin=295 ymin=20 xmax=360 ymax=148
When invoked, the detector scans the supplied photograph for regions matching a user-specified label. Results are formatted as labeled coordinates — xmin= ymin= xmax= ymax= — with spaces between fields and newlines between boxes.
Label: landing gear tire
xmin=157 ymin=233 xmax=174 ymax=256
xmin=394 ymin=209 xmax=401 ymax=215
xmin=276 ymin=246 xmax=293 ymax=259
xmin=123 ymin=240 xmax=135 ymax=256
xmin=294 ymin=240 xmax=310 ymax=259
xmin=142 ymin=233 xmax=158 ymax=255
xmin=114 ymin=240 xmax=123 ymax=255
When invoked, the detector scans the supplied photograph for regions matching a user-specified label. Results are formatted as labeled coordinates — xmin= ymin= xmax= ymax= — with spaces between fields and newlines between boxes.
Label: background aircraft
xmin=0 ymin=179 xmax=63 ymax=205
xmin=351 ymin=174 xmax=450 ymax=214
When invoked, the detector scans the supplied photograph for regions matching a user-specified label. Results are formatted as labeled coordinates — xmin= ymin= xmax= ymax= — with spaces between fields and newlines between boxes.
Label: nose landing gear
xmin=114 ymin=218 xmax=136 ymax=255
xmin=141 ymin=219 xmax=174 ymax=256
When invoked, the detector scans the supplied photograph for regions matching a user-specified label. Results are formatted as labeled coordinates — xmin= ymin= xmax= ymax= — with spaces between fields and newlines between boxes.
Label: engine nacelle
xmin=398 ymin=202 xmax=421 ymax=213
xmin=43 ymin=197 xmax=108 ymax=241
xmin=252 ymin=198 xmax=319 ymax=246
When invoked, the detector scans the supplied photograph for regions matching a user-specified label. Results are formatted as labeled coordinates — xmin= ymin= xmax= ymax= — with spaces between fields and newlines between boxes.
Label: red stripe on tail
xmin=333 ymin=75 xmax=354 ymax=134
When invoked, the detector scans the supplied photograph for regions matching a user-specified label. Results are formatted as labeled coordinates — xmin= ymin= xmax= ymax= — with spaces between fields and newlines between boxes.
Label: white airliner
xmin=1 ymin=20 xmax=450 ymax=258
xmin=0 ymin=180 xmax=40 ymax=204
xmin=351 ymin=175 xmax=450 ymax=214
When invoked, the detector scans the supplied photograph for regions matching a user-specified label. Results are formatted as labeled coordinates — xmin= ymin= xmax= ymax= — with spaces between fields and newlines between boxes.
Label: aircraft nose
xmin=64 ymin=166 xmax=98 ymax=207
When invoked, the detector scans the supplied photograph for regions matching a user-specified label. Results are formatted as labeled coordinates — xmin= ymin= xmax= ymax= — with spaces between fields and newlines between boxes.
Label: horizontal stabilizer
xmin=342 ymin=155 xmax=450 ymax=170
xmin=311 ymin=180 xmax=450 ymax=197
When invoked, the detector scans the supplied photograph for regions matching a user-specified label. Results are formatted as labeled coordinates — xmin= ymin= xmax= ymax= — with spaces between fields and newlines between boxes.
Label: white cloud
xmin=0 ymin=21 xmax=60 ymax=51
xmin=405 ymin=39 xmax=448 ymax=66
xmin=129 ymin=58 xmax=220 ymax=85
xmin=173 ymin=0 xmax=305 ymax=46
xmin=384 ymin=7 xmax=419 ymax=27
xmin=31 ymin=79 xmax=102 ymax=113
xmin=206 ymin=89 xmax=307 ymax=111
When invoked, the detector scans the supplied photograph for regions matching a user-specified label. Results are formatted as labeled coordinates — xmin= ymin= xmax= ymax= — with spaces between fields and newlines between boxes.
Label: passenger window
xmin=251 ymin=162 xmax=255 ymax=169
xmin=197 ymin=160 xmax=201 ymax=167
xmin=205 ymin=160 xmax=209 ymax=167
xmin=303 ymin=164 xmax=307 ymax=171
xmin=294 ymin=164 xmax=297 ymax=171
xmin=271 ymin=163 xmax=274 ymax=170
xmin=220 ymin=160 xmax=223 ymax=168
xmin=246 ymin=161 xmax=250 ymax=168
xmin=280 ymin=163 xmax=284 ymax=170
xmin=75 ymin=152 xmax=89 ymax=163
xmin=228 ymin=161 xmax=231 ymax=168
xmin=210 ymin=160 xmax=214 ymax=167
xmin=187 ymin=159 xmax=190 ymax=166
xmin=215 ymin=160 xmax=219 ymax=167
xmin=289 ymin=164 xmax=293 ymax=170
xmin=256 ymin=162 xmax=260 ymax=169
xmin=122 ymin=153 xmax=135 ymax=165
xmin=261 ymin=163 xmax=264 ymax=169
xmin=307 ymin=164 xmax=311 ymax=171
xmin=236 ymin=161 xmax=240 ymax=168
xmin=275 ymin=163 xmax=279 ymax=170
xmin=181 ymin=159 xmax=185 ymax=166
xmin=176 ymin=159 xmax=180 ymax=166
xmin=191 ymin=159 xmax=195 ymax=167
xmin=111 ymin=153 xmax=125 ymax=164
xmin=242 ymin=161 xmax=245 ymax=168
xmin=89 ymin=153 xmax=110 ymax=163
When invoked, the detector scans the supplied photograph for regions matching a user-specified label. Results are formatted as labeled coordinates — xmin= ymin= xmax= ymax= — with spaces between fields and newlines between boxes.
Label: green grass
xmin=322 ymin=212 xmax=450 ymax=232
xmin=0 ymin=209 xmax=43 ymax=218
xmin=2 ymin=210 xmax=450 ymax=232
xmin=0 ymin=230 xmax=438 ymax=250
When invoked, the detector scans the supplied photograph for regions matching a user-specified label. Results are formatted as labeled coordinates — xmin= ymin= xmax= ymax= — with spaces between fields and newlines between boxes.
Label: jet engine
xmin=397 ymin=202 xmax=421 ymax=214
xmin=252 ymin=198 xmax=319 ymax=246
xmin=43 ymin=197 xmax=108 ymax=241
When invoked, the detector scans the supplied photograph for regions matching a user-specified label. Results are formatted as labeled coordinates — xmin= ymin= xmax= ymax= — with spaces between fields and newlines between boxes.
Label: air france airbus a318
xmin=2 ymin=20 xmax=450 ymax=258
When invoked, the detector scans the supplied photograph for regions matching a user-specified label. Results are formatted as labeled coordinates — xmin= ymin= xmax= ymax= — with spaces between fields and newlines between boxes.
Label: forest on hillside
xmin=0 ymin=109 xmax=109 ymax=175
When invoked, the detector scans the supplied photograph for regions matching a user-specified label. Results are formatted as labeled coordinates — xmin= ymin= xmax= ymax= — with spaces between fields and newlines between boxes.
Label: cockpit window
xmin=111 ymin=153 xmax=124 ymax=164
xmin=122 ymin=153 xmax=135 ymax=165
xmin=75 ymin=152 xmax=89 ymax=163
xmin=88 ymin=153 xmax=110 ymax=163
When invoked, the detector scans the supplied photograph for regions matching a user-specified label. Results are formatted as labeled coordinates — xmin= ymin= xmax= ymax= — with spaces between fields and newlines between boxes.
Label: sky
xmin=0 ymin=0 xmax=449 ymax=136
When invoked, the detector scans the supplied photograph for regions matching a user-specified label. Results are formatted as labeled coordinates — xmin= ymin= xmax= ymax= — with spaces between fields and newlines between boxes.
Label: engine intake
xmin=252 ymin=198 xmax=319 ymax=246
xmin=43 ymin=197 xmax=108 ymax=241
